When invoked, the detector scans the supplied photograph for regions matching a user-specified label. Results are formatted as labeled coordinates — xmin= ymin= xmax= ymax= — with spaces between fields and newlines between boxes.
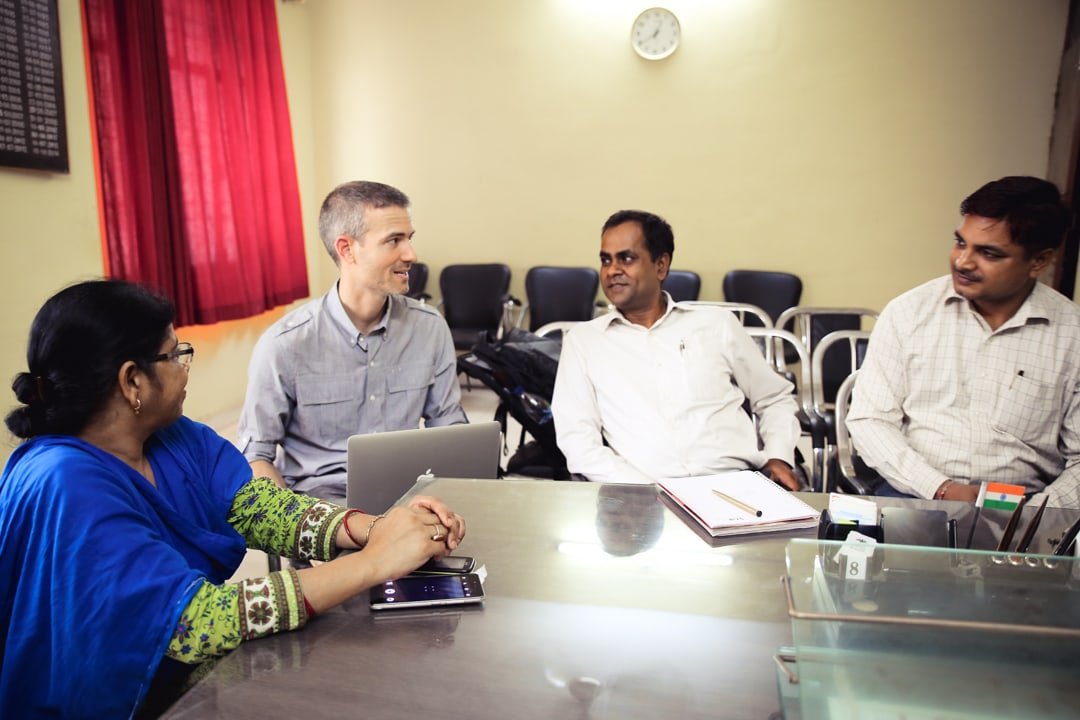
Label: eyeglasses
xmin=152 ymin=342 xmax=195 ymax=367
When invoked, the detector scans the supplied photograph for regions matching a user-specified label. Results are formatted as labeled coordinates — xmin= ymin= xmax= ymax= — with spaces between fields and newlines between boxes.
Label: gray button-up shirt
xmin=238 ymin=285 xmax=467 ymax=496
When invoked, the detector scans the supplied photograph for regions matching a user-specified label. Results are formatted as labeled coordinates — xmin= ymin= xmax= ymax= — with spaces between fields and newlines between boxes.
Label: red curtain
xmin=82 ymin=0 xmax=308 ymax=326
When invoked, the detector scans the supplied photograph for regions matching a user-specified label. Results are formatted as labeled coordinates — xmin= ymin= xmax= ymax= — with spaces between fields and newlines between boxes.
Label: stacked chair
xmin=776 ymin=307 xmax=878 ymax=492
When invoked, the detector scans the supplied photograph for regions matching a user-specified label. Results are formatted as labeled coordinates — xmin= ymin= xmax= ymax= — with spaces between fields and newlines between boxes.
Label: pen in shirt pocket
xmin=1009 ymin=369 xmax=1025 ymax=389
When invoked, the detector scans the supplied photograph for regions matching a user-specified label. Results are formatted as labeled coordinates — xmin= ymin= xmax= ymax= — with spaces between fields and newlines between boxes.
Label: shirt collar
xmin=1021 ymin=281 xmax=1054 ymax=323
xmin=601 ymin=292 xmax=682 ymax=331
xmin=326 ymin=283 xmax=394 ymax=345
xmin=943 ymin=278 xmax=1051 ymax=329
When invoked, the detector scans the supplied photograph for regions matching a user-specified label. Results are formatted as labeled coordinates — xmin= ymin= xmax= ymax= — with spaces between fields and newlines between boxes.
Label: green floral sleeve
xmin=165 ymin=478 xmax=355 ymax=664
xmin=165 ymin=569 xmax=309 ymax=663
xmin=228 ymin=476 xmax=349 ymax=561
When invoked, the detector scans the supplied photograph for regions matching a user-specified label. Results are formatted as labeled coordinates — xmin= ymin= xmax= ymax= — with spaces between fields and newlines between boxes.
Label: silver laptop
xmin=346 ymin=421 xmax=502 ymax=513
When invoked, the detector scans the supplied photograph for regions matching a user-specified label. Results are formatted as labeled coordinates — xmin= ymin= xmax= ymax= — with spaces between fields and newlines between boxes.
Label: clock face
xmin=631 ymin=7 xmax=681 ymax=61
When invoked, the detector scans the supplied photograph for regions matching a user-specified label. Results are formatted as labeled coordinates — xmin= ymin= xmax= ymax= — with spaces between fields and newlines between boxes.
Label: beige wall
xmin=306 ymin=0 xmax=1068 ymax=308
xmin=0 ymin=0 xmax=1069 ymax=465
xmin=0 ymin=0 xmax=99 ymax=461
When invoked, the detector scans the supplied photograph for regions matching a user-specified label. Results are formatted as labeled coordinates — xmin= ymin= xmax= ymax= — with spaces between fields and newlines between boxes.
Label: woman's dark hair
xmin=6 ymin=280 xmax=175 ymax=439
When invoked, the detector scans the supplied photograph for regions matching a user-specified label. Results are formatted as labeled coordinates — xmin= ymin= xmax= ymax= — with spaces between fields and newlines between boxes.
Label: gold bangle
xmin=364 ymin=514 xmax=386 ymax=545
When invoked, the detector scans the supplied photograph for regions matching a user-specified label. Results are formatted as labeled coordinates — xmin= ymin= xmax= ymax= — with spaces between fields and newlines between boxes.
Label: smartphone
xmin=412 ymin=555 xmax=476 ymax=574
xmin=369 ymin=573 xmax=485 ymax=611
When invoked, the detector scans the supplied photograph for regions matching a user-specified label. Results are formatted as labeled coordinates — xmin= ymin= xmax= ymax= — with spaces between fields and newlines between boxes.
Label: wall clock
xmin=631 ymin=7 xmax=681 ymax=61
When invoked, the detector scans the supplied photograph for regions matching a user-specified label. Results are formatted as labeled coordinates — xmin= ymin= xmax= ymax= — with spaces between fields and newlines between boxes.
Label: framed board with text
xmin=0 ymin=0 xmax=68 ymax=173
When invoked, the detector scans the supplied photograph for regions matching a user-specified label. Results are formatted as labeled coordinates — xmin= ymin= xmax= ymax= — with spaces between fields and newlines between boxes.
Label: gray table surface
xmin=162 ymin=479 xmax=1079 ymax=719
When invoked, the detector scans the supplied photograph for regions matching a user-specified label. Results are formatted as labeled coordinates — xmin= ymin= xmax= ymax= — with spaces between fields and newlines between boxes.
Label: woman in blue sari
xmin=0 ymin=280 xmax=466 ymax=718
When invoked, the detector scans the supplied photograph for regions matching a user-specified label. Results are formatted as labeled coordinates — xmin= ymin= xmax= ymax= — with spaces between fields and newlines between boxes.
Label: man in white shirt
xmin=551 ymin=210 xmax=802 ymax=488
xmin=847 ymin=176 xmax=1080 ymax=507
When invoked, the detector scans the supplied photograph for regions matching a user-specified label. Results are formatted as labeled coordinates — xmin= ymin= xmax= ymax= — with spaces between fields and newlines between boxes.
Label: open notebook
xmin=658 ymin=471 xmax=820 ymax=537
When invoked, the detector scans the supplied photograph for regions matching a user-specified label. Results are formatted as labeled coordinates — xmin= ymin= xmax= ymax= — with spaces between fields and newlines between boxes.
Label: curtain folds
xmin=82 ymin=0 xmax=308 ymax=326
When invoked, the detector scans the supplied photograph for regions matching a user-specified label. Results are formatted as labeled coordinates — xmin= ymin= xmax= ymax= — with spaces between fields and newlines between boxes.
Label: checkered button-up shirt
xmin=846 ymin=276 xmax=1080 ymax=507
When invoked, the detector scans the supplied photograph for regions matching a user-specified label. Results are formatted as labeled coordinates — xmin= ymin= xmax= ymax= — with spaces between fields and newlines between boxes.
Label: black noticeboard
xmin=0 ymin=0 xmax=68 ymax=173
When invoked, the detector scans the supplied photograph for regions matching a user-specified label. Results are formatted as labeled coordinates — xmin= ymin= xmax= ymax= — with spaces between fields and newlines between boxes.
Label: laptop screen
xmin=345 ymin=421 xmax=502 ymax=513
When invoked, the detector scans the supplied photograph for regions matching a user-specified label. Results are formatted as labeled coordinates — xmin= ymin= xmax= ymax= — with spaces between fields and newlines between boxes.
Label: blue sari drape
xmin=0 ymin=417 xmax=251 ymax=719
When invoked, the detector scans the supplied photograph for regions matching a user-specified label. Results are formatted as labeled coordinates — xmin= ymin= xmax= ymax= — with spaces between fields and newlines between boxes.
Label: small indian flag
xmin=979 ymin=482 xmax=1026 ymax=511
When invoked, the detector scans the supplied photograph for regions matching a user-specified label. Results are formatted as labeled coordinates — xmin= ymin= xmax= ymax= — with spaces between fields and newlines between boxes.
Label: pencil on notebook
xmin=712 ymin=489 xmax=763 ymax=517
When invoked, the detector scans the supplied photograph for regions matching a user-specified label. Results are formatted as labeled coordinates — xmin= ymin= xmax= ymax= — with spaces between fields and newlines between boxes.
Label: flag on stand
xmin=979 ymin=482 xmax=1026 ymax=511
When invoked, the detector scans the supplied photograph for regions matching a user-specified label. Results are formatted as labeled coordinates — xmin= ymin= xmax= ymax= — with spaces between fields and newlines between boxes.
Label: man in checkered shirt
xmin=847 ymin=176 xmax=1080 ymax=508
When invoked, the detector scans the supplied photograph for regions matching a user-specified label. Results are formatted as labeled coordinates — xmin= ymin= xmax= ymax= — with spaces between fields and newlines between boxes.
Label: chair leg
xmin=457 ymin=367 xmax=473 ymax=392
xmin=812 ymin=447 xmax=825 ymax=493
xmin=823 ymin=445 xmax=837 ymax=494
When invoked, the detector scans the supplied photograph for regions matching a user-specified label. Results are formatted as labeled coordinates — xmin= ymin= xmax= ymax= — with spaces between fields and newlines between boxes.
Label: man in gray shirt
xmin=238 ymin=181 xmax=467 ymax=501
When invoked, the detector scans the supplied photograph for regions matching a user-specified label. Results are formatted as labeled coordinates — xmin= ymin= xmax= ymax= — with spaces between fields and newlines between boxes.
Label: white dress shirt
xmin=552 ymin=297 xmax=800 ymax=484
xmin=846 ymin=276 xmax=1080 ymax=507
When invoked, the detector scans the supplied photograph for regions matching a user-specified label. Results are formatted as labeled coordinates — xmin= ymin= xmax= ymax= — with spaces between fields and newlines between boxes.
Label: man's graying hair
xmin=318 ymin=181 xmax=410 ymax=264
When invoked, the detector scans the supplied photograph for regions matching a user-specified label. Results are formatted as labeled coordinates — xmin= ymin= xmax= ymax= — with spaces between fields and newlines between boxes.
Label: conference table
xmin=163 ymin=478 xmax=1080 ymax=719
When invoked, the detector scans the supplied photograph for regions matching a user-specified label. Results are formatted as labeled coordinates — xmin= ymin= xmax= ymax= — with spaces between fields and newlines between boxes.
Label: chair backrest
xmin=534 ymin=320 xmax=582 ymax=339
xmin=722 ymin=270 xmax=802 ymax=326
xmin=833 ymin=370 xmax=886 ymax=495
xmin=801 ymin=329 xmax=871 ymax=493
xmin=776 ymin=306 xmax=877 ymax=410
xmin=745 ymin=327 xmax=810 ymax=404
xmin=406 ymin=262 xmax=429 ymax=301
xmin=439 ymin=263 xmax=512 ymax=350
xmin=681 ymin=301 xmax=773 ymax=329
xmin=810 ymin=329 xmax=872 ymax=415
xmin=834 ymin=369 xmax=860 ymax=485
xmin=662 ymin=270 xmax=701 ymax=302
xmin=524 ymin=266 xmax=600 ymax=331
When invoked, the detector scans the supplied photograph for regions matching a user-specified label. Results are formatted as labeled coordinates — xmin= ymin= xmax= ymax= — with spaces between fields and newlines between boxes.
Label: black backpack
xmin=458 ymin=329 xmax=569 ymax=479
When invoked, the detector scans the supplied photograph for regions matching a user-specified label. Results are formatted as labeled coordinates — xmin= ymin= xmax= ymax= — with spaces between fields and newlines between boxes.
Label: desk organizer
xmin=775 ymin=539 xmax=1080 ymax=719
xmin=816 ymin=508 xmax=883 ymax=543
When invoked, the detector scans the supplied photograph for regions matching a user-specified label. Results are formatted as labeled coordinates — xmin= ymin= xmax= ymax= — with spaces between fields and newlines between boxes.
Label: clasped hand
xmin=363 ymin=495 xmax=467 ymax=580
